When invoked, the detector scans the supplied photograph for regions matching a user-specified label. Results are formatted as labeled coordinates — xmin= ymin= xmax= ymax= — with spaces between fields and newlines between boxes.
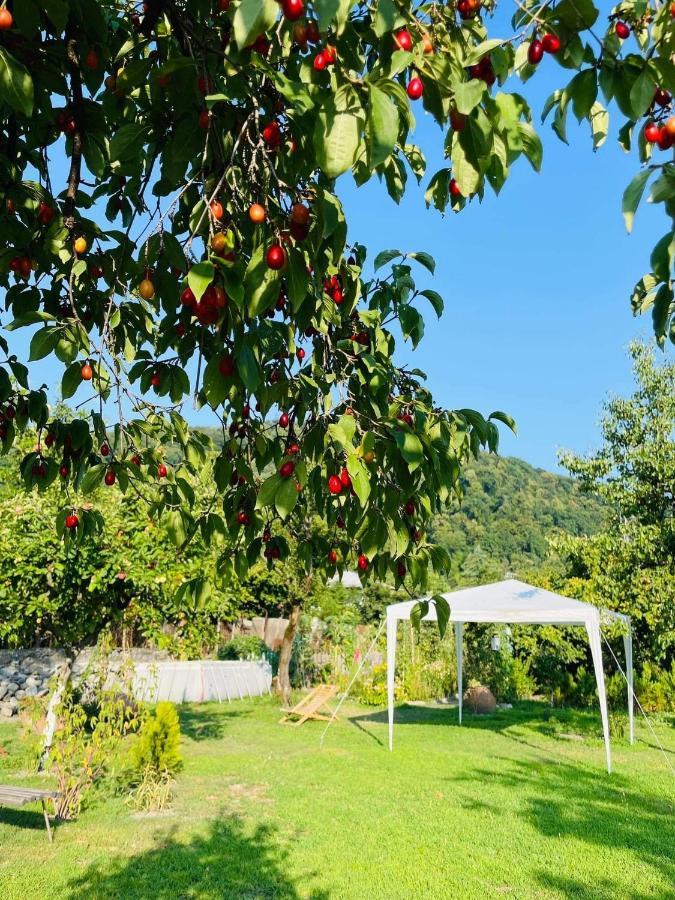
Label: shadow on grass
xmin=446 ymin=756 xmax=675 ymax=893
xmin=536 ymin=871 xmax=675 ymax=900
xmin=0 ymin=805 xmax=51 ymax=837
xmin=349 ymin=700 xmax=626 ymax=745
xmin=68 ymin=816 xmax=329 ymax=900
xmin=179 ymin=704 xmax=252 ymax=742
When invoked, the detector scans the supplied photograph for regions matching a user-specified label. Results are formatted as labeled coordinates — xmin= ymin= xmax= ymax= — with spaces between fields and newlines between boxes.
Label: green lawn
xmin=0 ymin=699 xmax=673 ymax=899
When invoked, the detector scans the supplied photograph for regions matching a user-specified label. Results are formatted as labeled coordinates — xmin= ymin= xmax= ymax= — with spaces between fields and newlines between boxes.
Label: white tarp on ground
xmin=386 ymin=579 xmax=634 ymax=773
xmin=131 ymin=659 xmax=272 ymax=704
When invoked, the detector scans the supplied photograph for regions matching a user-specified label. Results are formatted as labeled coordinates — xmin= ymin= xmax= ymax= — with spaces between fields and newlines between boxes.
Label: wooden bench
xmin=279 ymin=684 xmax=338 ymax=726
xmin=0 ymin=786 xmax=60 ymax=842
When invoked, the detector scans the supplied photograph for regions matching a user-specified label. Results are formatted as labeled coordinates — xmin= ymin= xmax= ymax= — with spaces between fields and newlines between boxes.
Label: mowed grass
xmin=0 ymin=699 xmax=673 ymax=899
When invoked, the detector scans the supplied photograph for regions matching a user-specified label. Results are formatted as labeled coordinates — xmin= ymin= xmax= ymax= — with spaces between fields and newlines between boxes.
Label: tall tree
xmin=0 ymin=0 xmax=671 ymax=606
xmin=555 ymin=342 xmax=675 ymax=662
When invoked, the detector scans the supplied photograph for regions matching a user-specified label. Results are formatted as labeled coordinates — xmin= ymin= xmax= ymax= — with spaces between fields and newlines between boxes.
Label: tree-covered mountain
xmin=429 ymin=454 xmax=605 ymax=587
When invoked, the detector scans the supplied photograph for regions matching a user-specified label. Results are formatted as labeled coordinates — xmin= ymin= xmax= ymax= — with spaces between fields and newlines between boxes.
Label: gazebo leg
xmin=623 ymin=630 xmax=634 ymax=744
xmin=586 ymin=621 xmax=612 ymax=774
xmin=455 ymin=622 xmax=463 ymax=725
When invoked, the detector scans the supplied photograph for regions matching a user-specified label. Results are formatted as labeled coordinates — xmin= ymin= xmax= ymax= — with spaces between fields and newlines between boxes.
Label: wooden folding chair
xmin=279 ymin=684 xmax=339 ymax=726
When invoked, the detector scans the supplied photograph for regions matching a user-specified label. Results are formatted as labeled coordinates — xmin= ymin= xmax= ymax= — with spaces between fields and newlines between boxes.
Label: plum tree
xmin=0 ymin=0 xmax=671 ymax=616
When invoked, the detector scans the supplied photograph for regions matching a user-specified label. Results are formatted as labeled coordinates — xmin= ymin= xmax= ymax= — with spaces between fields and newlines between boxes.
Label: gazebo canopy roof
xmin=386 ymin=579 xmax=629 ymax=627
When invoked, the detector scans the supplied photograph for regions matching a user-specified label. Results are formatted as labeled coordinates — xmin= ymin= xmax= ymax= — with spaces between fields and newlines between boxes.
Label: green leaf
xmin=425 ymin=168 xmax=450 ymax=213
xmin=453 ymin=79 xmax=485 ymax=115
xmin=366 ymin=84 xmax=399 ymax=168
xmin=410 ymin=599 xmax=429 ymax=632
xmin=419 ymin=289 xmax=444 ymax=318
xmin=399 ymin=305 xmax=424 ymax=348
xmin=275 ymin=476 xmax=299 ymax=519
xmin=517 ymin=123 xmax=543 ymax=172
xmin=622 ymin=169 xmax=652 ymax=233
xmin=409 ymin=251 xmax=436 ymax=274
xmin=233 ymin=0 xmax=278 ymax=49
xmin=314 ymin=0 xmax=352 ymax=33
xmin=554 ymin=0 xmax=599 ymax=29
xmin=287 ymin=249 xmax=309 ymax=312
xmin=42 ymin=0 xmax=68 ymax=31
xmin=80 ymin=464 xmax=105 ymax=495
xmin=432 ymin=595 xmax=451 ymax=639
xmin=629 ymin=67 xmax=656 ymax=120
xmin=257 ymin=474 xmax=281 ymax=508
xmin=403 ymin=144 xmax=426 ymax=181
xmin=187 ymin=261 xmax=215 ymax=302
xmin=13 ymin=0 xmax=40 ymax=41
xmin=328 ymin=413 xmax=357 ymax=448
xmin=589 ymin=102 xmax=609 ymax=149
xmin=109 ymin=123 xmax=147 ymax=166
xmin=245 ymin=245 xmax=281 ymax=317
xmin=346 ymin=455 xmax=371 ymax=506
xmin=165 ymin=509 xmax=188 ymax=547
xmin=374 ymin=249 xmax=401 ymax=271
xmin=28 ymin=328 xmax=58 ymax=361
xmin=202 ymin=355 xmax=229 ymax=408
xmin=61 ymin=362 xmax=83 ymax=400
xmin=0 ymin=48 xmax=34 ymax=116
xmin=648 ymin=171 xmax=675 ymax=205
xmin=464 ymin=40 xmax=506 ymax=67
xmin=569 ymin=69 xmax=598 ymax=121
xmin=8 ymin=359 xmax=29 ymax=389
xmin=651 ymin=283 xmax=674 ymax=345
xmin=373 ymin=0 xmax=398 ymax=36
xmin=489 ymin=410 xmax=517 ymax=434
xmin=314 ymin=88 xmax=364 ymax=179
xmin=650 ymin=232 xmax=675 ymax=284
xmin=237 ymin=343 xmax=260 ymax=392
xmin=394 ymin=428 xmax=424 ymax=471
xmin=451 ymin=136 xmax=480 ymax=196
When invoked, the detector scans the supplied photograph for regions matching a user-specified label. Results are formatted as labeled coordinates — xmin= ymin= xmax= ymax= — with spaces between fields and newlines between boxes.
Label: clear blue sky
xmin=7 ymin=36 xmax=672 ymax=474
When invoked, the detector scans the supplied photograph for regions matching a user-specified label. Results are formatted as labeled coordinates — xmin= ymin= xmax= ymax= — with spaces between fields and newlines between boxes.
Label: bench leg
xmin=41 ymin=800 xmax=53 ymax=843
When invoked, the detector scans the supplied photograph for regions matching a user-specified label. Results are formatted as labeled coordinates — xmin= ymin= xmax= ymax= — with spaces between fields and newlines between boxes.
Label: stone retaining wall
xmin=0 ymin=647 xmax=172 ymax=718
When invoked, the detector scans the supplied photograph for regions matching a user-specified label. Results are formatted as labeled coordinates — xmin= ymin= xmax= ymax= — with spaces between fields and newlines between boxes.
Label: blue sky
xmin=5 ymin=31 xmax=672 ymax=474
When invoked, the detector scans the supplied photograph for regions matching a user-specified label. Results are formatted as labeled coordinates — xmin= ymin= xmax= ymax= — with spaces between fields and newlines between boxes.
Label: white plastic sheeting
xmin=387 ymin=579 xmax=633 ymax=773
xmin=131 ymin=659 xmax=272 ymax=704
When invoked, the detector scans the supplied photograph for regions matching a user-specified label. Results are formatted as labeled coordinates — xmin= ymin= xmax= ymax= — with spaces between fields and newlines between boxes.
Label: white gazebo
xmin=386 ymin=579 xmax=634 ymax=773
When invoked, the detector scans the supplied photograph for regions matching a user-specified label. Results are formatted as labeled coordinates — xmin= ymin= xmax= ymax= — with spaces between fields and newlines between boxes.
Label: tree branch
xmin=63 ymin=34 xmax=83 ymax=232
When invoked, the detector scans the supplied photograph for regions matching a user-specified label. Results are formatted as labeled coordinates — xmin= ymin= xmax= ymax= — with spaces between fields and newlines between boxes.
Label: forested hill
xmin=429 ymin=454 xmax=605 ymax=585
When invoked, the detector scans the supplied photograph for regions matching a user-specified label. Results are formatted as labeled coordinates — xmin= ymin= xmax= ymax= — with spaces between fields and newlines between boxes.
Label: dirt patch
xmin=226 ymin=782 xmax=271 ymax=807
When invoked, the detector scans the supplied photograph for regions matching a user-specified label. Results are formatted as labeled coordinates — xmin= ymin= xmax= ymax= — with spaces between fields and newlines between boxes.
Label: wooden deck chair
xmin=279 ymin=684 xmax=339 ymax=726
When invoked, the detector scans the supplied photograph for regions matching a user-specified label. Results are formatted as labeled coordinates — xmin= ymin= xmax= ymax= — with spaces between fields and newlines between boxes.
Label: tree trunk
xmin=276 ymin=603 xmax=301 ymax=703
xmin=39 ymin=653 xmax=75 ymax=772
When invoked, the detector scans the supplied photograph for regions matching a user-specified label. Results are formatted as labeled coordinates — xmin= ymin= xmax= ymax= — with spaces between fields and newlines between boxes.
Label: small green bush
xmin=353 ymin=663 xmax=406 ymax=706
xmin=509 ymin=657 xmax=537 ymax=700
xmin=131 ymin=702 xmax=182 ymax=777
xmin=218 ymin=634 xmax=266 ymax=659
xmin=608 ymin=712 xmax=627 ymax=739
xmin=635 ymin=662 xmax=675 ymax=713
xmin=218 ymin=635 xmax=278 ymax=673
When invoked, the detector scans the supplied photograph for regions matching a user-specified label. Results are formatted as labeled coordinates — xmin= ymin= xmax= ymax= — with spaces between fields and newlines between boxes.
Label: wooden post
xmin=41 ymin=800 xmax=53 ymax=843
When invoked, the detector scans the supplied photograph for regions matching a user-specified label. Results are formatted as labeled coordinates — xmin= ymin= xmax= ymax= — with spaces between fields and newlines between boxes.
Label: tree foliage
xmin=554 ymin=342 xmax=675 ymax=662
xmin=0 ymin=0 xmax=671 ymax=598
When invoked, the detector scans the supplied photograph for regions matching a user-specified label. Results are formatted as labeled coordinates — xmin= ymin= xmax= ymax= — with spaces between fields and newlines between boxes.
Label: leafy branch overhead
xmin=0 ymin=0 xmax=672 ymax=594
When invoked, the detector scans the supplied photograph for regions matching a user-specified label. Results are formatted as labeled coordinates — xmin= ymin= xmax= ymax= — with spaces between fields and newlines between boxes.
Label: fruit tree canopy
xmin=386 ymin=579 xmax=634 ymax=773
